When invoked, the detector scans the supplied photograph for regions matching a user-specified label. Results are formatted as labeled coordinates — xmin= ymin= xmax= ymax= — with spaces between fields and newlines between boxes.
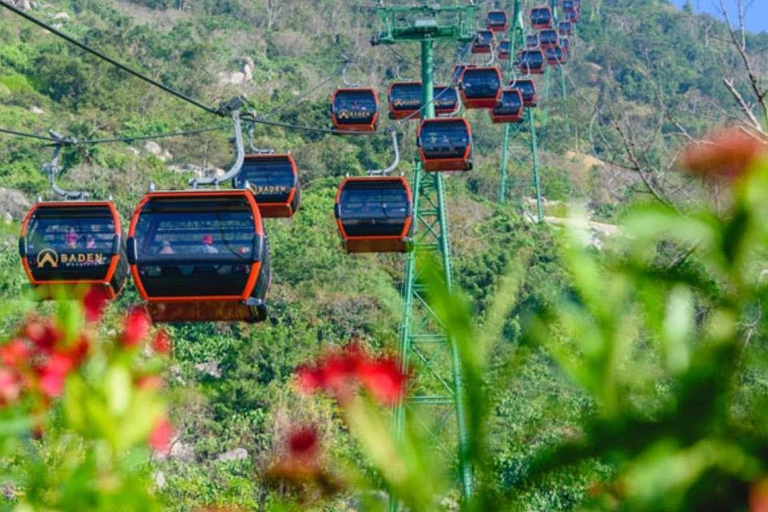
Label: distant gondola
xmin=561 ymin=38 xmax=571 ymax=53
xmin=487 ymin=10 xmax=509 ymax=32
xmin=546 ymin=46 xmax=566 ymax=65
xmin=19 ymin=201 xmax=129 ymax=300
xmin=460 ymin=66 xmax=503 ymax=109
xmin=491 ymin=88 xmax=524 ymax=124
xmin=530 ymin=6 xmax=553 ymax=29
xmin=539 ymin=29 xmax=559 ymax=50
xmin=434 ymin=85 xmax=461 ymax=115
xmin=558 ymin=21 xmax=573 ymax=36
xmin=471 ymin=30 xmax=494 ymax=54
xmin=513 ymin=78 xmax=538 ymax=107
xmin=388 ymin=81 xmax=422 ymax=120
xmin=417 ymin=118 xmax=473 ymax=172
xmin=127 ymin=190 xmax=271 ymax=323
xmin=334 ymin=177 xmax=413 ymax=253
xmin=526 ymin=34 xmax=539 ymax=48
xmin=497 ymin=40 xmax=511 ymax=60
xmin=517 ymin=49 xmax=546 ymax=75
xmin=233 ymin=154 xmax=300 ymax=218
xmin=331 ymin=87 xmax=379 ymax=132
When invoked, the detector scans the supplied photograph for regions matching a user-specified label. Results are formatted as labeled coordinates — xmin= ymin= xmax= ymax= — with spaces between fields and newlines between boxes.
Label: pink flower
xmin=136 ymin=375 xmax=165 ymax=391
xmin=357 ymin=358 xmax=407 ymax=406
xmin=751 ymin=478 xmax=768 ymax=512
xmin=0 ymin=340 xmax=30 ymax=368
xmin=678 ymin=128 xmax=767 ymax=182
xmin=83 ymin=286 xmax=111 ymax=323
xmin=151 ymin=328 xmax=172 ymax=355
xmin=23 ymin=321 xmax=60 ymax=353
xmin=120 ymin=308 xmax=151 ymax=348
xmin=37 ymin=352 xmax=77 ymax=398
xmin=0 ymin=368 xmax=21 ymax=406
xmin=149 ymin=416 xmax=174 ymax=452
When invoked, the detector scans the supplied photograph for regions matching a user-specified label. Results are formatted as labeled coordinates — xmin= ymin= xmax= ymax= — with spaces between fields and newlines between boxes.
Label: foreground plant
xmin=0 ymin=291 xmax=172 ymax=510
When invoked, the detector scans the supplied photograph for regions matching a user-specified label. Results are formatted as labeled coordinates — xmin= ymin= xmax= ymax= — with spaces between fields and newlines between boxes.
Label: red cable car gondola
xmin=233 ymin=154 xmax=300 ymax=218
xmin=530 ymin=7 xmax=553 ymax=29
xmin=487 ymin=10 xmax=509 ymax=32
xmin=434 ymin=85 xmax=461 ymax=116
xmin=330 ymin=87 xmax=379 ymax=132
xmin=471 ymin=30 xmax=494 ymax=54
xmin=19 ymin=201 xmax=129 ymax=300
xmin=563 ymin=0 xmax=577 ymax=12
xmin=517 ymin=50 xmax=546 ymax=75
xmin=526 ymin=34 xmax=539 ymax=48
xmin=460 ymin=66 xmax=502 ymax=109
xmin=498 ymin=40 xmax=511 ymax=60
xmin=539 ymin=29 xmax=559 ymax=50
xmin=388 ymin=82 xmax=422 ymax=120
xmin=127 ymin=190 xmax=271 ymax=323
xmin=491 ymin=88 xmax=524 ymax=124
xmin=334 ymin=177 xmax=413 ymax=253
xmin=559 ymin=21 xmax=573 ymax=36
xmin=417 ymin=118 xmax=473 ymax=172
xmin=546 ymin=46 xmax=566 ymax=66
xmin=513 ymin=78 xmax=538 ymax=107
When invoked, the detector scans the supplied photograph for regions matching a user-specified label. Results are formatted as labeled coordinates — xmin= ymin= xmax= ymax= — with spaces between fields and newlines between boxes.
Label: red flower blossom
xmin=136 ymin=375 xmax=165 ymax=391
xmin=296 ymin=365 xmax=324 ymax=392
xmin=83 ymin=286 xmax=111 ymax=323
xmin=288 ymin=425 xmax=319 ymax=458
xmin=0 ymin=368 xmax=21 ymax=406
xmin=23 ymin=321 xmax=60 ymax=353
xmin=121 ymin=308 xmax=151 ymax=348
xmin=678 ymin=128 xmax=767 ymax=182
xmin=751 ymin=478 xmax=768 ymax=512
xmin=37 ymin=352 xmax=77 ymax=398
xmin=151 ymin=328 xmax=172 ymax=355
xmin=357 ymin=358 xmax=407 ymax=406
xmin=0 ymin=339 xmax=30 ymax=368
xmin=149 ymin=416 xmax=174 ymax=452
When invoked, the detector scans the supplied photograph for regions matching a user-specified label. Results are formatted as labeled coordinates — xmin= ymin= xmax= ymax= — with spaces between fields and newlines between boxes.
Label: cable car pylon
xmin=498 ymin=0 xmax=544 ymax=222
xmin=372 ymin=5 xmax=476 ymax=510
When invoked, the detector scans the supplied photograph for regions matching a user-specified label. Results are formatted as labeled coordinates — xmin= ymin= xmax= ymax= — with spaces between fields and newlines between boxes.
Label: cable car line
xmin=0 ymin=0 xmax=220 ymax=117
xmin=0 ymin=124 xmax=230 ymax=146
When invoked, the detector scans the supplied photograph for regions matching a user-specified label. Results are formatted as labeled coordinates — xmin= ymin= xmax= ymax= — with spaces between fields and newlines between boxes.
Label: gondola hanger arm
xmin=44 ymin=131 xmax=88 ymax=201
xmin=189 ymin=106 xmax=245 ymax=189
xmin=367 ymin=130 xmax=400 ymax=177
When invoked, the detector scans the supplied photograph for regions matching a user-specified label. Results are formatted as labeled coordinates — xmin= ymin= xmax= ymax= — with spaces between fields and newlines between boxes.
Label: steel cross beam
xmin=372 ymin=5 xmax=476 ymax=511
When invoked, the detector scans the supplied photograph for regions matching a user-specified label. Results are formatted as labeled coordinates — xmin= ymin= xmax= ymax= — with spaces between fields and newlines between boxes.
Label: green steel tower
xmin=371 ymin=5 xmax=476 ymax=509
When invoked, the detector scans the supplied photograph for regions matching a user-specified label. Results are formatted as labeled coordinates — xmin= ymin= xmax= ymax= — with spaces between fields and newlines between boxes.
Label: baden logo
xmin=37 ymin=248 xmax=59 ymax=269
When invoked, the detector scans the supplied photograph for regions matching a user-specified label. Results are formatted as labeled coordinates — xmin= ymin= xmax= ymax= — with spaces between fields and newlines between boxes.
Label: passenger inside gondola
xmin=420 ymin=122 xmax=469 ymax=159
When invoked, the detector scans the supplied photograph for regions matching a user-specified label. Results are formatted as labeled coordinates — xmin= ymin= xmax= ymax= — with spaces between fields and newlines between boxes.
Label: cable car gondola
xmin=487 ymin=10 xmax=509 ymax=32
xmin=561 ymin=38 xmax=571 ymax=53
xmin=491 ymin=88 xmax=524 ymax=124
xmin=417 ymin=118 xmax=473 ymax=172
xmin=460 ymin=66 xmax=502 ymax=109
xmin=20 ymin=201 xmax=129 ymax=300
xmin=513 ymin=79 xmax=538 ymax=107
xmin=331 ymin=87 xmax=379 ymax=132
xmin=334 ymin=177 xmax=413 ymax=253
xmin=563 ymin=0 xmax=577 ymax=12
xmin=434 ymin=85 xmax=461 ymax=116
xmin=452 ymin=64 xmax=473 ymax=84
xmin=517 ymin=50 xmax=546 ymax=75
xmin=565 ymin=9 xmax=580 ymax=22
xmin=497 ymin=40 xmax=511 ymax=60
xmin=233 ymin=154 xmax=300 ymax=218
xmin=530 ymin=7 xmax=553 ymax=29
xmin=526 ymin=34 xmax=539 ymax=48
xmin=546 ymin=46 xmax=566 ymax=65
xmin=558 ymin=21 xmax=573 ymax=36
xmin=127 ymin=190 xmax=271 ymax=323
xmin=471 ymin=30 xmax=494 ymax=54
xmin=539 ymin=29 xmax=559 ymax=50
xmin=388 ymin=82 xmax=422 ymax=120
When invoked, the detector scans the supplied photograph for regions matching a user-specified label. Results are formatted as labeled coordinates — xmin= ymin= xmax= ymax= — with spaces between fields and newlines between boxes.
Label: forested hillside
xmin=1 ymin=0 xmax=767 ymax=510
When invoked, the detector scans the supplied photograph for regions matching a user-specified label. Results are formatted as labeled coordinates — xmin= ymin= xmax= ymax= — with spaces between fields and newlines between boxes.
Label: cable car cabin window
xmin=539 ymin=30 xmax=558 ymax=48
xmin=526 ymin=35 xmax=539 ymax=47
xmin=133 ymin=200 xmax=256 ymax=298
xmin=434 ymin=86 xmax=459 ymax=113
xmin=25 ymin=206 xmax=117 ymax=281
xmin=518 ymin=51 xmax=545 ymax=73
xmin=461 ymin=68 xmax=501 ymax=99
xmin=419 ymin=121 xmax=470 ymax=159
xmin=515 ymin=79 xmax=537 ymax=105
xmin=338 ymin=182 xmax=409 ymax=237
xmin=234 ymin=157 xmax=295 ymax=204
xmin=546 ymin=47 xmax=565 ymax=65
xmin=389 ymin=83 xmax=422 ymax=115
xmin=531 ymin=8 xmax=552 ymax=27
xmin=332 ymin=90 xmax=377 ymax=127
xmin=559 ymin=21 xmax=573 ymax=35
xmin=472 ymin=30 xmax=494 ymax=53
xmin=487 ymin=10 xmax=508 ymax=30
xmin=498 ymin=41 xmax=511 ymax=59
xmin=493 ymin=89 xmax=523 ymax=117
xmin=563 ymin=0 xmax=576 ymax=11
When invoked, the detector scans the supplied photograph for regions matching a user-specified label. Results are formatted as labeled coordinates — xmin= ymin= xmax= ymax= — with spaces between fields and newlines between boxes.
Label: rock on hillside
xmin=0 ymin=188 xmax=31 ymax=221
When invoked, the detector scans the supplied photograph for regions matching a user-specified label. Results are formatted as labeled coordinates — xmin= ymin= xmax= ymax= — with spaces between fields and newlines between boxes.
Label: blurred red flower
xmin=151 ymin=328 xmax=172 ymax=355
xmin=751 ymin=477 xmax=768 ymax=512
xmin=121 ymin=308 xmax=152 ymax=348
xmin=37 ymin=352 xmax=77 ymax=398
xmin=678 ymin=128 xmax=767 ymax=182
xmin=357 ymin=358 xmax=407 ymax=406
xmin=149 ymin=416 xmax=174 ymax=452
xmin=23 ymin=321 xmax=61 ymax=353
xmin=0 ymin=368 xmax=21 ymax=406
xmin=288 ymin=425 xmax=319 ymax=459
xmin=83 ymin=286 xmax=111 ymax=323
xmin=0 ymin=339 xmax=30 ymax=368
